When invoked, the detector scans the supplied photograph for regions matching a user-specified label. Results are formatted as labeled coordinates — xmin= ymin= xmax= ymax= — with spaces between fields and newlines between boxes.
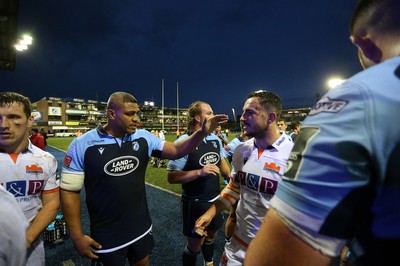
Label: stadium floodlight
xmin=21 ymin=35 xmax=33 ymax=45
xmin=326 ymin=76 xmax=346 ymax=89
xmin=15 ymin=34 xmax=33 ymax=51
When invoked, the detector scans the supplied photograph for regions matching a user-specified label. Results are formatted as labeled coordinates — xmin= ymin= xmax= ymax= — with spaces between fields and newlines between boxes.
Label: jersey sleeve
xmin=166 ymin=134 xmax=189 ymax=170
xmin=62 ymin=137 xmax=85 ymax=174
xmin=142 ymin=129 xmax=164 ymax=157
xmin=43 ymin=152 xmax=60 ymax=192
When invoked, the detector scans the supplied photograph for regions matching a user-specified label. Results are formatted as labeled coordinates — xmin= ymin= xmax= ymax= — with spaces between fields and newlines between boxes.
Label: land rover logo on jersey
xmin=199 ymin=152 xmax=219 ymax=166
xmin=308 ymin=97 xmax=347 ymax=115
xmin=104 ymin=156 xmax=139 ymax=176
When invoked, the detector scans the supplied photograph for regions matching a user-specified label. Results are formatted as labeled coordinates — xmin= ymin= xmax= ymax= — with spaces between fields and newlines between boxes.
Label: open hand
xmin=202 ymin=114 xmax=228 ymax=135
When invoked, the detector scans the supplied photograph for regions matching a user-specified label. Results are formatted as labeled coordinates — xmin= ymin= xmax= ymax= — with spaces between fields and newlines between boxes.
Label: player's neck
xmin=254 ymin=129 xmax=281 ymax=150
xmin=0 ymin=140 xmax=29 ymax=154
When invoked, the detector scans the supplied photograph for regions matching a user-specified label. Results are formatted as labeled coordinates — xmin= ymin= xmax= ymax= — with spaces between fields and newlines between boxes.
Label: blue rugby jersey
xmin=271 ymin=56 xmax=400 ymax=259
xmin=167 ymin=133 xmax=225 ymax=202
xmin=62 ymin=125 xmax=164 ymax=251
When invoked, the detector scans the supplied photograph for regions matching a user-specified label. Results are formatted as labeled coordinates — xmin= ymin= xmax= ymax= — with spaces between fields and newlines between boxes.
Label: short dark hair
xmin=0 ymin=92 xmax=32 ymax=118
xmin=107 ymin=91 xmax=138 ymax=110
xmin=289 ymin=121 xmax=301 ymax=130
xmin=350 ymin=0 xmax=400 ymax=36
xmin=246 ymin=90 xmax=282 ymax=118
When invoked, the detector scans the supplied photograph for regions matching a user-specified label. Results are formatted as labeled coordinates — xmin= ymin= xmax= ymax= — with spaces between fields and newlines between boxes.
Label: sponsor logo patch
xmin=26 ymin=164 xmax=43 ymax=174
xmin=5 ymin=180 xmax=44 ymax=197
xmin=263 ymin=162 xmax=280 ymax=174
xmin=104 ymin=156 xmax=139 ymax=176
xmin=308 ymin=97 xmax=347 ymax=115
xmin=64 ymin=155 xmax=72 ymax=167
xmin=199 ymin=152 xmax=219 ymax=166
xmin=236 ymin=170 xmax=279 ymax=194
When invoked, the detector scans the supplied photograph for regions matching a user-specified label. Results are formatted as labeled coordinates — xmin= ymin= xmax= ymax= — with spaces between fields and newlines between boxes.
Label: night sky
xmin=1 ymin=0 xmax=362 ymax=119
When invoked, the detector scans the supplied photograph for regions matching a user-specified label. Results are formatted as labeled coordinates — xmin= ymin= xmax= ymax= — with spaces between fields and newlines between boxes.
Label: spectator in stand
xmin=30 ymin=128 xmax=46 ymax=150
xmin=288 ymin=120 xmax=301 ymax=142
xmin=0 ymin=92 xmax=60 ymax=266
xmin=159 ymin=129 xmax=165 ymax=141
xmin=245 ymin=1 xmax=400 ymax=265
xmin=40 ymin=127 xmax=48 ymax=147
xmin=195 ymin=90 xmax=294 ymax=265
xmin=167 ymin=101 xmax=231 ymax=266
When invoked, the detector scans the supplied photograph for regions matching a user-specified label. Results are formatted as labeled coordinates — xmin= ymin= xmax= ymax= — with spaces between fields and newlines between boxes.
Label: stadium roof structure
xmin=0 ymin=0 xmax=19 ymax=71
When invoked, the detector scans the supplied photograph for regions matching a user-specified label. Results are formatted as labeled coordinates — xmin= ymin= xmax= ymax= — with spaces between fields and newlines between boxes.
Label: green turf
xmin=47 ymin=133 xmax=234 ymax=195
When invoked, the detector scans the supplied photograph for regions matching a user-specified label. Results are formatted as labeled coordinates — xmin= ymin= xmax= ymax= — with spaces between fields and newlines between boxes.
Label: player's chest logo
xmin=104 ymin=156 xmax=139 ymax=176
xmin=5 ymin=180 xmax=44 ymax=197
xmin=199 ymin=152 xmax=219 ymax=166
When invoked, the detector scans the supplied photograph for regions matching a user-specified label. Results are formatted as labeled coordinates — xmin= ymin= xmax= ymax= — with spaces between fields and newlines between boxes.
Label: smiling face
xmin=0 ymin=102 xmax=33 ymax=153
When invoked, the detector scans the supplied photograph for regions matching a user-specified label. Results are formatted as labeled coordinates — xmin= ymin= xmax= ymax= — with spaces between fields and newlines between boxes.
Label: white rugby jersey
xmin=220 ymin=134 xmax=293 ymax=247
xmin=0 ymin=141 xmax=59 ymax=222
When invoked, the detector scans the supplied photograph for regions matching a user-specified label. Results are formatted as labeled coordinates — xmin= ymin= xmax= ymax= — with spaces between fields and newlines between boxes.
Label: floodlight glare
xmin=15 ymin=34 xmax=33 ymax=51
xmin=22 ymin=35 xmax=33 ymax=45
xmin=326 ymin=77 xmax=346 ymax=89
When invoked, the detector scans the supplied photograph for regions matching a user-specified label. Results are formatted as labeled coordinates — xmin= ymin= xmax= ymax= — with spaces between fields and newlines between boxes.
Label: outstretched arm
xmin=162 ymin=114 xmax=228 ymax=159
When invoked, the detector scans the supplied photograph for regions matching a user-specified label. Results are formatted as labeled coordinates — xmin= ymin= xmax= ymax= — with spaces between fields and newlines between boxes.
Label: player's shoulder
xmin=235 ymin=138 xmax=254 ymax=154
xmin=173 ymin=134 xmax=189 ymax=144
xmin=136 ymin=128 xmax=151 ymax=134
xmin=28 ymin=143 xmax=57 ymax=163
xmin=279 ymin=132 xmax=294 ymax=146
xmin=140 ymin=129 xmax=169 ymax=143
xmin=70 ymin=128 xmax=98 ymax=144
xmin=207 ymin=133 xmax=220 ymax=141
xmin=350 ymin=56 xmax=400 ymax=89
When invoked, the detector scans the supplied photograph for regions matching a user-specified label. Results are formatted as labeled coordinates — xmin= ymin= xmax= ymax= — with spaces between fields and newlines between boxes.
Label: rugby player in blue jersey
xmin=246 ymin=1 xmax=400 ymax=265
xmin=167 ymin=101 xmax=231 ymax=266
xmin=60 ymin=92 xmax=228 ymax=266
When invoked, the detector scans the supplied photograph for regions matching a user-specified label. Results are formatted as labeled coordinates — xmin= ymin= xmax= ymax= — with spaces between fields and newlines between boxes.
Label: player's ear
xmin=28 ymin=115 xmax=35 ymax=127
xmin=268 ymin=113 xmax=276 ymax=123
xmin=350 ymin=35 xmax=382 ymax=63
xmin=107 ymin=108 xmax=116 ymax=119
xmin=194 ymin=114 xmax=201 ymax=123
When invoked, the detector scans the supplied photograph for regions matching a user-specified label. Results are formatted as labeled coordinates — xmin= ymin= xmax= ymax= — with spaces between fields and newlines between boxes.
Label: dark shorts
xmin=91 ymin=232 xmax=154 ymax=265
xmin=182 ymin=199 xmax=224 ymax=238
